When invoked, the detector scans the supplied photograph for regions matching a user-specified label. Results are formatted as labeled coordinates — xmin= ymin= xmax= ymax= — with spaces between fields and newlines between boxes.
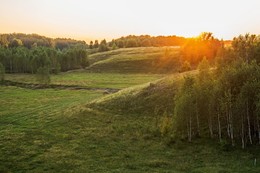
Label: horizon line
xmin=0 ymin=31 xmax=243 ymax=43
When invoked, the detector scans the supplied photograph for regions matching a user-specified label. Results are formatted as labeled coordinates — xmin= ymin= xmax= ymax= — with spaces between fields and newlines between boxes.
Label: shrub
xmin=159 ymin=112 xmax=173 ymax=136
xmin=36 ymin=66 xmax=50 ymax=85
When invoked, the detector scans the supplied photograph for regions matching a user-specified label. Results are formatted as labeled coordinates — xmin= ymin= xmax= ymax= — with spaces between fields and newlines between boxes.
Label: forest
xmin=0 ymin=34 xmax=90 ymax=74
xmin=174 ymin=34 xmax=260 ymax=148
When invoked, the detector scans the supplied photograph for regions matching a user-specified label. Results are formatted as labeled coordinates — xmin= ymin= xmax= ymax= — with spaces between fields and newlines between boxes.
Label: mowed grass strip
xmin=0 ymin=86 xmax=103 ymax=127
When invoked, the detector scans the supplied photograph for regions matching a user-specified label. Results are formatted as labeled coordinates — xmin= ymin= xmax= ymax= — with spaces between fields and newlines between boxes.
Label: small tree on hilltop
xmin=93 ymin=40 xmax=99 ymax=48
xmin=36 ymin=66 xmax=51 ymax=85
xmin=98 ymin=39 xmax=109 ymax=52
xmin=89 ymin=41 xmax=93 ymax=49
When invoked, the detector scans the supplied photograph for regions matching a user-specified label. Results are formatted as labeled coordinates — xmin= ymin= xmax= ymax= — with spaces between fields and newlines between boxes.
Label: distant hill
xmin=87 ymin=47 xmax=181 ymax=73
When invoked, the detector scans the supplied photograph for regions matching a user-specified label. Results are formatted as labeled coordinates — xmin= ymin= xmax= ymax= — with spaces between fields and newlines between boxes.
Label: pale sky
xmin=0 ymin=0 xmax=260 ymax=42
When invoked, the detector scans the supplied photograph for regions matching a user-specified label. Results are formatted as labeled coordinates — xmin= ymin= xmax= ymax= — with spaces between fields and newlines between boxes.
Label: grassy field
xmin=0 ymin=86 xmax=102 ymax=172
xmin=1 ymin=86 xmax=259 ymax=172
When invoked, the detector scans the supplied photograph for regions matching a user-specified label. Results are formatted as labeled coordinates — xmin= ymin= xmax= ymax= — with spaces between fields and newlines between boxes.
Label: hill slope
xmin=87 ymin=70 xmax=197 ymax=116
xmin=87 ymin=47 xmax=181 ymax=73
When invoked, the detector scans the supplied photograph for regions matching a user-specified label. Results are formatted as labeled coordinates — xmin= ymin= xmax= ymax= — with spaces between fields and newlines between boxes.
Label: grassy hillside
xmin=87 ymin=70 xmax=197 ymax=115
xmin=87 ymin=47 xmax=181 ymax=73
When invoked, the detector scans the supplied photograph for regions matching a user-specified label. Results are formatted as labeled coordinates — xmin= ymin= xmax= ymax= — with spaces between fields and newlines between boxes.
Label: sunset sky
xmin=0 ymin=0 xmax=260 ymax=42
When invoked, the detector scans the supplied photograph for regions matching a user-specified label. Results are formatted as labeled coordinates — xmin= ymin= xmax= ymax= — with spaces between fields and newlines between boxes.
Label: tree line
xmin=0 ymin=33 xmax=87 ymax=50
xmin=0 ymin=45 xmax=88 ymax=74
xmin=0 ymin=33 xmax=89 ymax=79
xmin=173 ymin=34 xmax=260 ymax=148
xmin=107 ymin=35 xmax=186 ymax=48
xmin=88 ymin=35 xmax=186 ymax=53
xmin=1 ymin=33 xmax=188 ymax=56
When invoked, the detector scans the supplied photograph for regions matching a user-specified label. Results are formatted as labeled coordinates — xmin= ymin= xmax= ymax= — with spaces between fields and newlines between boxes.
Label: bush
xmin=36 ymin=66 xmax=50 ymax=85
xmin=159 ymin=112 xmax=173 ymax=136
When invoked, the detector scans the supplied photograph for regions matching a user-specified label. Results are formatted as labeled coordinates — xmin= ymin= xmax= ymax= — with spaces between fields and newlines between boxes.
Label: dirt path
xmin=1 ymin=80 xmax=120 ymax=93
